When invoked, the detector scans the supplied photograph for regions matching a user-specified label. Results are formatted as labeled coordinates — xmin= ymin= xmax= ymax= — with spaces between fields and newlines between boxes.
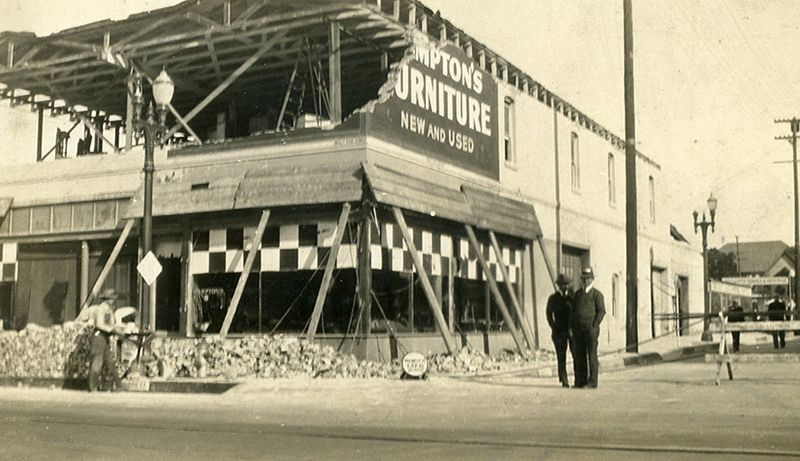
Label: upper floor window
xmin=504 ymin=97 xmax=515 ymax=163
xmin=649 ymin=176 xmax=656 ymax=223
xmin=570 ymin=132 xmax=580 ymax=190
xmin=608 ymin=153 xmax=616 ymax=204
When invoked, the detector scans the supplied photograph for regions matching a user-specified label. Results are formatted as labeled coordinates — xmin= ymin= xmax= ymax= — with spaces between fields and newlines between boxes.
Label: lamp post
xmin=694 ymin=192 xmax=718 ymax=342
xmin=132 ymin=69 xmax=174 ymax=330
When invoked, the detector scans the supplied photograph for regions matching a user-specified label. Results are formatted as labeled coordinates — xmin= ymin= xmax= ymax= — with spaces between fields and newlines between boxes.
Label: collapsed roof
xmin=0 ymin=0 xmax=625 ymax=148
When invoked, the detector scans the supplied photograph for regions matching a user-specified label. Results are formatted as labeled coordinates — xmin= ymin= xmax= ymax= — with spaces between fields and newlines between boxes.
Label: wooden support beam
xmin=36 ymin=106 xmax=44 ymax=162
xmin=220 ymin=209 xmax=271 ymax=338
xmin=165 ymin=32 xmax=285 ymax=139
xmin=465 ymin=225 xmax=527 ymax=355
xmin=80 ymin=241 xmax=90 ymax=307
xmin=168 ymin=104 xmax=202 ymax=143
xmin=536 ymin=236 xmax=558 ymax=290
xmin=525 ymin=243 xmax=539 ymax=349
xmin=223 ymin=1 xmax=232 ymax=27
xmin=7 ymin=41 xmax=14 ymax=68
xmin=392 ymin=207 xmax=457 ymax=353
xmin=408 ymin=4 xmax=416 ymax=26
xmin=205 ymin=33 xmax=223 ymax=82
xmin=328 ymin=22 xmax=342 ymax=125
xmin=233 ymin=0 xmax=268 ymax=26
xmin=185 ymin=11 xmax=223 ymax=30
xmin=392 ymin=0 xmax=400 ymax=19
xmin=711 ymin=320 xmax=800 ymax=332
xmin=307 ymin=203 xmax=351 ymax=341
xmin=125 ymin=77 xmax=134 ymax=151
xmin=79 ymin=219 xmax=135 ymax=312
xmin=181 ymin=226 xmax=193 ymax=337
xmin=74 ymin=109 xmax=119 ymax=154
xmin=358 ymin=207 xmax=373 ymax=336
xmin=489 ymin=231 xmax=536 ymax=349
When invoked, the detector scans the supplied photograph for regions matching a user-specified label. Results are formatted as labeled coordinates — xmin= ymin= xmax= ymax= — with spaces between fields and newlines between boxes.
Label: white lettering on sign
xmin=401 ymin=110 xmax=475 ymax=154
xmin=402 ymin=352 xmax=428 ymax=377
xmin=394 ymin=47 xmax=492 ymax=138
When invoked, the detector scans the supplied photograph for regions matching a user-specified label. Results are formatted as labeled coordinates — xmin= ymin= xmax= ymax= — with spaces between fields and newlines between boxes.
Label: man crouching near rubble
xmin=76 ymin=289 xmax=125 ymax=392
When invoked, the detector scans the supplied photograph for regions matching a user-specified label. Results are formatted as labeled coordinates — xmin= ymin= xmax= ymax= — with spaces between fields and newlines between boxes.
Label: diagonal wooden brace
xmin=488 ymin=231 xmax=536 ymax=350
xmin=307 ymin=203 xmax=351 ymax=341
xmin=465 ymin=225 xmax=527 ymax=356
xmin=220 ymin=209 xmax=271 ymax=337
xmin=393 ymin=207 xmax=456 ymax=353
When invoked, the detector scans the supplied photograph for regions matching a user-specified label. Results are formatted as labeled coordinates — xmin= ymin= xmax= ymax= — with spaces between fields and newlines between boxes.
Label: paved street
xmin=2 ymin=354 xmax=800 ymax=460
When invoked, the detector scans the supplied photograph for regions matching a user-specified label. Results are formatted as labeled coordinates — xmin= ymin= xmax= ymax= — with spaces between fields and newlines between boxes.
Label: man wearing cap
xmin=570 ymin=267 xmax=606 ymax=389
xmin=78 ymin=289 xmax=125 ymax=392
xmin=547 ymin=274 xmax=573 ymax=387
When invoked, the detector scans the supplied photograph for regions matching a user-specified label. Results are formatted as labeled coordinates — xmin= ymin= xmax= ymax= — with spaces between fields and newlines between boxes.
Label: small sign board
xmin=722 ymin=277 xmax=789 ymax=286
xmin=401 ymin=352 xmax=428 ymax=378
xmin=137 ymin=251 xmax=162 ymax=286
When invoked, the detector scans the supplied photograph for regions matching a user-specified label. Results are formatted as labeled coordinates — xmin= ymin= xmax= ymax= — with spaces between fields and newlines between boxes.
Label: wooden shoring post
xmin=307 ymin=203 xmax=352 ymax=341
xmin=536 ymin=236 xmax=558 ymax=290
xmin=36 ymin=105 xmax=44 ymax=162
xmin=464 ymin=225 xmax=527 ymax=356
xmin=714 ymin=310 xmax=733 ymax=385
xmin=125 ymin=76 xmax=134 ymax=150
xmin=80 ymin=241 xmax=90 ymax=307
xmin=180 ymin=225 xmax=193 ymax=337
xmin=220 ymin=209 xmax=271 ymax=337
xmin=358 ymin=204 xmax=373 ymax=337
xmin=488 ymin=231 xmax=536 ymax=350
xmin=525 ymin=243 xmax=539 ymax=349
xmin=328 ymin=21 xmax=342 ymax=125
xmin=79 ymin=219 xmax=135 ymax=312
xmin=392 ymin=207 xmax=457 ymax=353
xmin=165 ymin=32 xmax=286 ymax=139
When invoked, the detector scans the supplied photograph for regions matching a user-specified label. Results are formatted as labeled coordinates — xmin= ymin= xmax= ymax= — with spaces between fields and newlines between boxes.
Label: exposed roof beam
xmin=185 ymin=11 xmax=223 ymax=31
xmin=165 ymin=30 xmax=287 ymax=139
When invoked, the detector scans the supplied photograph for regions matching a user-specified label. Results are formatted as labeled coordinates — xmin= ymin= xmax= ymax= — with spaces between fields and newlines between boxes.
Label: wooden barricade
xmin=705 ymin=311 xmax=800 ymax=385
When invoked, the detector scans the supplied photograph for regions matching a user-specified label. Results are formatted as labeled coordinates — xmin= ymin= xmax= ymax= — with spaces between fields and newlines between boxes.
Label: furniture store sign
xmin=370 ymin=43 xmax=500 ymax=179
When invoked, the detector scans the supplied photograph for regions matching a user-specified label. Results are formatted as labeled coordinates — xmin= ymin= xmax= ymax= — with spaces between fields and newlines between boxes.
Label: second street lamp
xmin=694 ymin=192 xmax=718 ymax=342
xmin=133 ymin=69 xmax=174 ymax=331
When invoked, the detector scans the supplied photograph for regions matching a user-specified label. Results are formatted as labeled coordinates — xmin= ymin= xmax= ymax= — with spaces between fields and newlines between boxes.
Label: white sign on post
xmin=137 ymin=251 xmax=162 ymax=286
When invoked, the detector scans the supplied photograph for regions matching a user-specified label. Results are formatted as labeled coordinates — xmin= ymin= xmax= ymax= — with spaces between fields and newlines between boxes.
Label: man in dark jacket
xmin=546 ymin=274 xmax=573 ymax=387
xmin=728 ymin=303 xmax=745 ymax=352
xmin=570 ymin=267 xmax=606 ymax=389
xmin=767 ymin=295 xmax=787 ymax=349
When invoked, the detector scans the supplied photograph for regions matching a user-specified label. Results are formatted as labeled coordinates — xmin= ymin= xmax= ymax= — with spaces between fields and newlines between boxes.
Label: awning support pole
xmin=79 ymin=219 xmax=135 ymax=312
xmin=393 ymin=207 xmax=456 ymax=353
xmin=220 ymin=209 xmax=271 ymax=337
xmin=465 ymin=225 xmax=527 ymax=356
xmin=536 ymin=236 xmax=558 ymax=290
xmin=307 ymin=203 xmax=351 ymax=341
xmin=488 ymin=231 xmax=536 ymax=350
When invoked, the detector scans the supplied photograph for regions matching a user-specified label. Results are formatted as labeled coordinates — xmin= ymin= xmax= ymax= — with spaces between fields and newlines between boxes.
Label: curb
xmin=0 ymin=377 xmax=239 ymax=394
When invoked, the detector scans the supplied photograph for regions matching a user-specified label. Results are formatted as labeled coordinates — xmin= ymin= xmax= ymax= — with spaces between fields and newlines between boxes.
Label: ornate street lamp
xmin=132 ymin=69 xmax=174 ymax=330
xmin=694 ymin=192 xmax=718 ymax=341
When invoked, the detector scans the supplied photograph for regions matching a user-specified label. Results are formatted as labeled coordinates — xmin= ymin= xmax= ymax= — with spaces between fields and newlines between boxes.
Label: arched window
xmin=504 ymin=97 xmax=516 ymax=163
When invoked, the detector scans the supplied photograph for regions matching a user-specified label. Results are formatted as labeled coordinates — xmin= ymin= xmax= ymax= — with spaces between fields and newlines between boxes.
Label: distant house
xmin=718 ymin=241 xmax=790 ymax=277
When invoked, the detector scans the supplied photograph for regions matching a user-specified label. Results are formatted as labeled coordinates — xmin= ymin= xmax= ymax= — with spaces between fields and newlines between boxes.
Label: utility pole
xmin=624 ymin=0 xmax=639 ymax=352
xmin=775 ymin=118 xmax=800 ymax=314
xmin=735 ymin=236 xmax=741 ymax=276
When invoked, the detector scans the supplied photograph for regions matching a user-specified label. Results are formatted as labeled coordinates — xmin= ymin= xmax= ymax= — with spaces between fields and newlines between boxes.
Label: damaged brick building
xmin=0 ymin=0 xmax=703 ymax=360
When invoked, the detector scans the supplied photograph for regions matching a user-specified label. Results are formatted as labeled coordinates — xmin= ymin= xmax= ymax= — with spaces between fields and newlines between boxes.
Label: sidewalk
xmin=1 ymin=333 xmax=796 ymax=393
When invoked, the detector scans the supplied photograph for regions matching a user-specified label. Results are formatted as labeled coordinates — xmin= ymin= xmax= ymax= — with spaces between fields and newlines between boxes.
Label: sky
xmin=1 ymin=0 xmax=799 ymax=250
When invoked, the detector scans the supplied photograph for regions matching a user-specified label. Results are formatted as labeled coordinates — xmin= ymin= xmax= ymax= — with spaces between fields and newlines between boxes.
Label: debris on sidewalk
xmin=427 ymin=346 xmax=555 ymax=375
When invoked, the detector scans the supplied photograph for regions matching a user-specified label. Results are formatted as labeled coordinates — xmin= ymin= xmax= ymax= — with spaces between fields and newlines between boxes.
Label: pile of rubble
xmin=148 ymin=336 xmax=401 ymax=380
xmin=0 ymin=322 xmax=99 ymax=378
xmin=0 ymin=323 xmax=556 ymax=381
xmin=427 ymin=346 xmax=556 ymax=375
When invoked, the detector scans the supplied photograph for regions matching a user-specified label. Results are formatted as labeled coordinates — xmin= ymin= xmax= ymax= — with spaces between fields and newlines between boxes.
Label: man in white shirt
xmin=77 ymin=289 xmax=125 ymax=392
